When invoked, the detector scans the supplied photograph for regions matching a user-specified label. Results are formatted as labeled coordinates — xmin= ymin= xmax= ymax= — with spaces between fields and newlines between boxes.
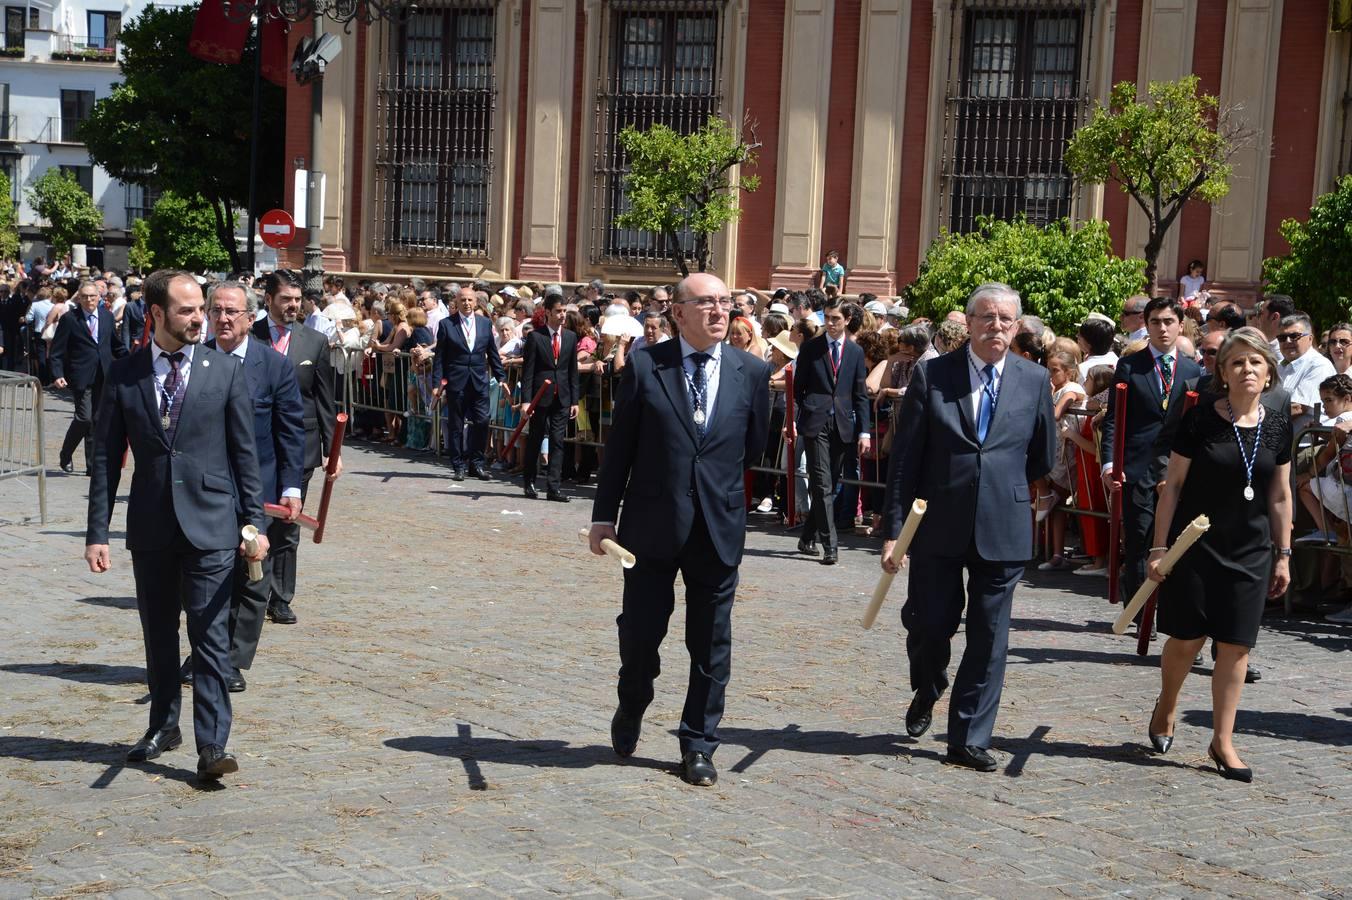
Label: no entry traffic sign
xmin=259 ymin=209 xmax=296 ymax=249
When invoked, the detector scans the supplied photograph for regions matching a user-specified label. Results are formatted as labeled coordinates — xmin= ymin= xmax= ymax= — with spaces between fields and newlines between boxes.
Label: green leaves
xmin=905 ymin=216 xmax=1145 ymax=336
xmin=0 ymin=169 xmax=18 ymax=261
xmin=1262 ymin=175 xmax=1352 ymax=328
xmin=144 ymin=192 xmax=234 ymax=273
xmin=613 ymin=116 xmax=759 ymax=275
xmin=27 ymin=170 xmax=102 ymax=257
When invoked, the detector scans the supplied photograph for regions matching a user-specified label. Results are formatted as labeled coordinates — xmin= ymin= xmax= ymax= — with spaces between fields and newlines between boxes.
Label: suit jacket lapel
xmin=172 ymin=347 xmax=210 ymax=445
xmin=704 ymin=347 xmax=743 ymax=441
xmin=134 ymin=348 xmax=168 ymax=447
xmin=653 ymin=341 xmax=698 ymax=447
xmin=988 ymin=356 xmax=1021 ymax=438
xmin=953 ymin=353 xmax=978 ymax=442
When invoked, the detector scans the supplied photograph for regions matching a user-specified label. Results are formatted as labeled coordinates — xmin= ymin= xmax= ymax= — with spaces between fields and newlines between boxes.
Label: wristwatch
xmin=1276 ymin=547 xmax=1293 ymax=557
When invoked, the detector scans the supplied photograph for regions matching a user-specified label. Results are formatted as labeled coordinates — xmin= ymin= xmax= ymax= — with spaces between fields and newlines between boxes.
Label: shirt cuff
xmin=1100 ymin=463 xmax=1113 ymax=476
xmin=281 ymin=488 xmax=302 ymax=499
xmin=858 ymin=433 xmax=871 ymax=440
xmin=591 ymin=521 xmax=615 ymax=528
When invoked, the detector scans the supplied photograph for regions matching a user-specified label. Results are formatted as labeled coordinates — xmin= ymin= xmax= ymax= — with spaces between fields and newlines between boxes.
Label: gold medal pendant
xmin=1162 ymin=396 xmax=1169 ymax=410
xmin=162 ymin=414 xmax=171 ymax=431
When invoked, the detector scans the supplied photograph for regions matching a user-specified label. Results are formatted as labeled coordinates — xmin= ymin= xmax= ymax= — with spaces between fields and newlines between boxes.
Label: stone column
xmin=517 ymin=0 xmax=576 ymax=280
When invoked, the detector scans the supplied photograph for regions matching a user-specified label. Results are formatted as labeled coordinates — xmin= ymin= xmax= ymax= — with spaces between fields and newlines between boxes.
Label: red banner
xmin=188 ymin=0 xmax=252 ymax=65
xmin=260 ymin=15 xmax=289 ymax=87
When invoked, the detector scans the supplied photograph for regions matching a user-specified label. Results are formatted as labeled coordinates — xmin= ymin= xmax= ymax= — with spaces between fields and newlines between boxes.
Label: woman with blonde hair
xmin=1146 ymin=327 xmax=1291 ymax=782
xmin=366 ymin=297 xmax=413 ymax=443
xmin=727 ymin=315 xmax=766 ymax=359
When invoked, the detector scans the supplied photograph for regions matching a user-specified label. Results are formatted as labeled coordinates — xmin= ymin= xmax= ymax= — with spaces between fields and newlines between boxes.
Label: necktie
xmin=977 ymin=363 xmax=996 ymax=443
xmin=689 ymin=352 xmax=710 ymax=439
xmin=1159 ymin=354 xmax=1174 ymax=407
xmin=161 ymin=352 xmax=187 ymax=441
xmin=86 ymin=313 xmax=97 ymax=339
xmin=463 ymin=315 xmax=474 ymax=346
xmin=552 ymin=330 xmax=560 ymax=363
xmin=830 ymin=339 xmax=841 ymax=373
xmin=272 ymin=324 xmax=291 ymax=355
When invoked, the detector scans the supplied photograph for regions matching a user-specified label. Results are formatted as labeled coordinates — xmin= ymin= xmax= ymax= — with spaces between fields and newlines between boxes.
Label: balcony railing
xmin=52 ymin=33 xmax=118 ymax=61
xmin=45 ymin=116 xmax=88 ymax=143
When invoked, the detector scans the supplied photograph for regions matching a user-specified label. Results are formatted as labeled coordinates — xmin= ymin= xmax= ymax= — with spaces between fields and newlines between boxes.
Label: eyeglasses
xmin=1201 ymin=348 xmax=1220 ymax=357
xmin=973 ymin=313 xmax=1017 ymax=328
xmin=1277 ymin=332 xmax=1309 ymax=343
xmin=1329 ymin=338 xmax=1352 ymax=347
xmin=209 ymin=307 xmax=246 ymax=319
xmin=680 ymin=296 xmax=734 ymax=311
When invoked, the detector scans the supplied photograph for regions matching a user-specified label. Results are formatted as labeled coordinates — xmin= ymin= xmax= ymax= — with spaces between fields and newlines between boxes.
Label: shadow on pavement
xmin=72 ymin=595 xmax=137 ymax=610
xmin=1181 ymin=709 xmax=1352 ymax=746
xmin=1007 ymin=645 xmax=1156 ymax=667
xmin=0 ymin=735 xmax=220 ymax=790
xmin=1 ymin=662 xmax=144 ymax=685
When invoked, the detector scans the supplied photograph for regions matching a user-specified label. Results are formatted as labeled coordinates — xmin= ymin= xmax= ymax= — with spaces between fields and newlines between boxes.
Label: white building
xmin=0 ymin=0 xmax=190 ymax=269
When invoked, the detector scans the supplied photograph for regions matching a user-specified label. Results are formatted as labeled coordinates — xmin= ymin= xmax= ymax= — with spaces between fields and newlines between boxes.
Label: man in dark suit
xmin=85 ymin=269 xmax=268 ymax=780
xmin=252 ymin=270 xmax=337 ymax=626
xmin=881 ymin=283 xmax=1055 ymax=772
xmin=590 ymin=273 xmax=771 ymax=787
xmin=1101 ymin=296 xmax=1203 ymax=610
xmin=793 ymin=300 xmax=872 ymax=564
xmin=122 ymin=287 xmax=147 ymax=351
xmin=50 ymin=279 xmax=127 ymax=473
xmin=520 ymin=293 xmax=580 ymax=501
xmin=434 ymin=286 xmax=505 ymax=480
xmin=203 ymin=281 xmax=305 ymax=693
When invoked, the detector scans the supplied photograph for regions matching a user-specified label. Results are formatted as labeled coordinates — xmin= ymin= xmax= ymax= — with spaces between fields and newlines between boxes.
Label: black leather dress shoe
xmin=468 ymin=465 xmax=489 ymax=481
xmin=126 ymin=726 xmax=182 ymax=762
xmin=197 ymin=745 xmax=239 ymax=780
xmin=267 ymin=601 xmax=297 ymax=625
xmin=819 ymin=551 xmax=838 ymax=566
xmin=905 ymin=694 xmax=934 ymax=738
xmin=451 ymin=468 xmax=465 ymax=482
xmin=546 ymin=491 xmax=571 ymax=503
xmin=797 ymin=537 xmax=818 ymax=557
xmin=610 ymin=708 xmax=642 ymax=758
xmin=226 ymin=671 xmax=246 ymax=693
xmin=59 ymin=459 xmax=74 ymax=474
xmin=679 ymin=751 xmax=718 ymax=787
xmin=945 ymin=745 xmax=998 ymax=772
xmin=180 ymin=656 xmax=193 ymax=685
xmin=523 ymin=484 xmax=539 ymax=499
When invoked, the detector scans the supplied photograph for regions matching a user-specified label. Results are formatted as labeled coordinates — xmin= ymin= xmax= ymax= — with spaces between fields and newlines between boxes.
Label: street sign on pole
xmin=259 ymin=209 xmax=297 ymax=249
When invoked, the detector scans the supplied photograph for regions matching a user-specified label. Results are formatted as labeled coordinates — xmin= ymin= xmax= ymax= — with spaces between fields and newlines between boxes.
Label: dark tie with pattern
xmin=1159 ymin=353 xmax=1174 ymax=408
xmin=161 ymin=352 xmax=187 ymax=442
xmin=689 ymin=352 xmax=710 ymax=439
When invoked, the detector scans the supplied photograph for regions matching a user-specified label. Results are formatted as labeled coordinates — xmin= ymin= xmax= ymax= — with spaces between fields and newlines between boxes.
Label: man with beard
xmin=252 ymin=270 xmax=337 ymax=626
xmin=85 ymin=270 xmax=268 ymax=780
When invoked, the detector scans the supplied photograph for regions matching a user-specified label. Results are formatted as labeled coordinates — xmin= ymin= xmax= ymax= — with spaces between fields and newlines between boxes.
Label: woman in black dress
xmin=1146 ymin=327 xmax=1292 ymax=782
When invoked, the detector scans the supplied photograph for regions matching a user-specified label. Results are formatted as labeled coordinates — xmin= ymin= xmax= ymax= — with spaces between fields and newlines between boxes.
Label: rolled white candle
xmin=578 ymin=527 xmax=636 ymax=569
xmin=241 ymin=524 xmax=264 ymax=584
xmin=1112 ymin=515 xmax=1211 ymax=635
xmin=862 ymin=499 xmax=929 ymax=630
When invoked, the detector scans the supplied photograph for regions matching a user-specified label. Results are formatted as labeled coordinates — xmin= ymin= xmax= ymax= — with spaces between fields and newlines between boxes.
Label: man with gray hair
xmin=1277 ymin=312 xmax=1335 ymax=431
xmin=1121 ymin=295 xmax=1149 ymax=341
xmin=880 ymin=282 xmax=1055 ymax=772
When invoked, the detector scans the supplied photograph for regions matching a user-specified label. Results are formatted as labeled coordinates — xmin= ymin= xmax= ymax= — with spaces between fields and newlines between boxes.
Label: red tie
xmin=552 ymin=331 xmax=559 ymax=363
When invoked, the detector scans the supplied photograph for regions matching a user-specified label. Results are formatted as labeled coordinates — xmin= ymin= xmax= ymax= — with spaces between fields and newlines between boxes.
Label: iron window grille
xmin=939 ymin=0 xmax=1095 ymax=235
xmin=373 ymin=0 xmax=496 ymax=259
xmin=590 ymin=0 xmax=725 ymax=267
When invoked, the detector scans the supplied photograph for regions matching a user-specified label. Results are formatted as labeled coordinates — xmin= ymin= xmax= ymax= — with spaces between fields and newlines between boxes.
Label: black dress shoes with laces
xmin=679 ymin=751 xmax=718 ymax=786
xmin=468 ymin=465 xmax=490 ymax=480
xmin=797 ymin=537 xmax=818 ymax=557
xmin=610 ymin=708 xmax=642 ymax=758
xmin=546 ymin=491 xmax=571 ymax=503
xmin=267 ymin=601 xmax=297 ymax=624
xmin=197 ymin=745 xmax=239 ymax=780
xmin=945 ymin=745 xmax=998 ymax=772
xmin=126 ymin=726 xmax=182 ymax=762
xmin=523 ymin=484 xmax=539 ymax=499
xmin=905 ymin=694 xmax=935 ymax=738
xmin=226 ymin=671 xmax=246 ymax=693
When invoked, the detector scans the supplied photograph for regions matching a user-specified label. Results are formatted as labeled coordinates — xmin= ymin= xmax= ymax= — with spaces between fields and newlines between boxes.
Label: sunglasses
xmin=1329 ymin=338 xmax=1352 ymax=347
xmin=1277 ymin=332 xmax=1309 ymax=342
xmin=1201 ymin=348 xmax=1219 ymax=357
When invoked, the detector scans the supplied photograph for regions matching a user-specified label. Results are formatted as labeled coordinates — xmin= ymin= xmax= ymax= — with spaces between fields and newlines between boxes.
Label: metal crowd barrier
xmin=342 ymin=348 xmax=442 ymax=453
xmin=0 ymin=371 xmax=47 ymax=524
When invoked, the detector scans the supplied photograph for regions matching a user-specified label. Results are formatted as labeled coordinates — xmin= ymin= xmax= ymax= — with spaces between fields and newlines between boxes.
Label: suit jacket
xmin=884 ymin=350 xmax=1055 ymax=561
xmin=123 ymin=299 xmax=146 ymax=351
xmin=86 ymin=344 xmax=265 ymax=552
xmin=209 ymin=336 xmax=305 ymax=506
xmin=49 ymin=306 xmax=126 ymax=390
xmin=433 ymin=312 xmax=505 ymax=394
xmin=793 ymin=334 xmax=871 ymax=441
xmin=1101 ymin=347 xmax=1204 ymax=486
xmin=251 ymin=318 xmax=335 ymax=471
xmin=521 ymin=326 xmax=581 ymax=408
xmin=594 ymin=340 xmax=771 ymax=567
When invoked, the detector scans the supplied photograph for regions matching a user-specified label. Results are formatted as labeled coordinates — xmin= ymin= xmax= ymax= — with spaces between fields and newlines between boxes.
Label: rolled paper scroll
xmin=861 ymin=499 xmax=928 ymax=630
xmin=1113 ymin=515 xmax=1211 ymax=635
xmin=241 ymin=525 xmax=264 ymax=583
xmin=578 ymin=527 xmax=636 ymax=569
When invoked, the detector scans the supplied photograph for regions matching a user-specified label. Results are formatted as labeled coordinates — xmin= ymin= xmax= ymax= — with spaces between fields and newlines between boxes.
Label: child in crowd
xmin=1037 ymin=349 xmax=1087 ymax=571
xmin=815 ymin=250 xmax=845 ymax=292
xmin=1297 ymin=374 xmax=1352 ymax=543
xmin=1179 ymin=259 xmax=1206 ymax=301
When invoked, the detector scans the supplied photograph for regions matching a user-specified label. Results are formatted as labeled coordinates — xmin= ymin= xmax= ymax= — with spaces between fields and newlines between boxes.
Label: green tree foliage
xmin=79 ymin=6 xmax=284 ymax=272
xmin=905 ymin=217 xmax=1145 ymax=337
xmin=1262 ymin=175 xmax=1352 ymax=328
xmin=0 ymin=169 xmax=19 ymax=261
xmin=27 ymin=169 xmax=102 ymax=257
xmin=1065 ymin=76 xmax=1252 ymax=292
xmin=145 ymin=192 xmax=233 ymax=273
xmin=613 ymin=116 xmax=760 ymax=276
xmin=128 ymin=218 xmax=154 ymax=273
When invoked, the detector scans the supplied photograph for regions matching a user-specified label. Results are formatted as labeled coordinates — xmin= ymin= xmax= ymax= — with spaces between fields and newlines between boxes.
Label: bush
xmin=1262 ymin=175 xmax=1352 ymax=330
xmin=905 ymin=217 xmax=1145 ymax=337
xmin=27 ymin=168 xmax=103 ymax=257
xmin=0 ymin=170 xmax=18 ymax=261
xmin=145 ymin=191 xmax=232 ymax=272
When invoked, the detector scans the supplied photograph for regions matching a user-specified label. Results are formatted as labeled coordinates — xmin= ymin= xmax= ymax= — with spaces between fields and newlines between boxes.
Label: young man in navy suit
xmin=85 ymin=270 xmax=269 ymax=781
xmin=520 ymin=293 xmax=580 ymax=501
xmin=881 ymin=283 xmax=1055 ymax=772
xmin=50 ymin=279 xmax=127 ymax=473
xmin=590 ymin=272 xmax=771 ymax=787
xmin=434 ymin=286 xmax=505 ymax=480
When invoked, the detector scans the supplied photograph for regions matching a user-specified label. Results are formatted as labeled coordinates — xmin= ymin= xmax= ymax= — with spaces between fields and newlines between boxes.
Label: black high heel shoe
xmin=1148 ymin=698 xmax=1173 ymax=754
xmin=1207 ymin=742 xmax=1253 ymax=783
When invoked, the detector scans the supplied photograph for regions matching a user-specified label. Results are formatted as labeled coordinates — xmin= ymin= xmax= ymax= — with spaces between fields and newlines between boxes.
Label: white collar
xmin=223 ymin=334 xmax=250 ymax=360
xmin=967 ymin=346 xmax=1006 ymax=378
xmin=679 ymin=336 xmax=721 ymax=361
xmin=153 ymin=338 xmax=195 ymax=362
xmin=1149 ymin=343 xmax=1175 ymax=362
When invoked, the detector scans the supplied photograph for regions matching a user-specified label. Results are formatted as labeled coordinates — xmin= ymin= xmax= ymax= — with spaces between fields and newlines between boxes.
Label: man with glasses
xmin=589 ymin=272 xmax=771 ymax=787
xmin=1277 ymin=313 xmax=1336 ymax=432
xmin=50 ymin=279 xmax=127 ymax=474
xmin=1121 ymin=295 xmax=1149 ymax=341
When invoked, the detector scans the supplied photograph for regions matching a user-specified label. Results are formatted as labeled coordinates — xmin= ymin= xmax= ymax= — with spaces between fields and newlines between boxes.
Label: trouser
xmin=266 ymin=469 xmax=313 ymax=608
xmin=616 ymin=508 xmax=738 ymax=756
xmin=229 ymin=551 xmax=274 ymax=671
xmin=802 ymin=427 xmax=850 ymax=552
xmin=834 ymin=446 xmax=860 ymax=527
xmin=904 ymin=547 xmax=1024 ymax=750
xmin=445 ymin=386 xmax=490 ymax=468
xmin=59 ymin=376 xmax=103 ymax=471
xmin=131 ymin=528 xmax=236 ymax=752
xmin=1122 ymin=482 xmax=1157 ymax=609
xmin=523 ymin=399 xmax=566 ymax=492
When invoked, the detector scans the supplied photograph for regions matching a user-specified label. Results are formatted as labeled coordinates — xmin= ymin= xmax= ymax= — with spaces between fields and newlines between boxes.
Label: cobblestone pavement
xmin=1 ymin=392 xmax=1349 ymax=898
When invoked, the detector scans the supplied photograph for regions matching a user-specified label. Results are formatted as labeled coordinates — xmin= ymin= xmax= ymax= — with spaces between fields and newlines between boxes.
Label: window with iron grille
xmin=939 ymin=1 xmax=1094 ymax=234
xmin=373 ymin=1 xmax=495 ymax=258
xmin=590 ymin=0 xmax=725 ymax=267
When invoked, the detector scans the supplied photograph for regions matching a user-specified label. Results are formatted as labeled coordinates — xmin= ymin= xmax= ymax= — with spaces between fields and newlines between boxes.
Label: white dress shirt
xmin=966 ymin=347 xmax=1007 ymax=422
xmin=1280 ymin=347 xmax=1337 ymax=409
xmin=680 ymin=336 xmax=721 ymax=425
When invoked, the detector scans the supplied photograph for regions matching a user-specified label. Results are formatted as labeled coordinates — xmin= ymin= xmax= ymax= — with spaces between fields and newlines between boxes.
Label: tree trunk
xmin=1142 ymin=229 xmax=1163 ymax=296
xmin=209 ymin=194 xmax=243 ymax=273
